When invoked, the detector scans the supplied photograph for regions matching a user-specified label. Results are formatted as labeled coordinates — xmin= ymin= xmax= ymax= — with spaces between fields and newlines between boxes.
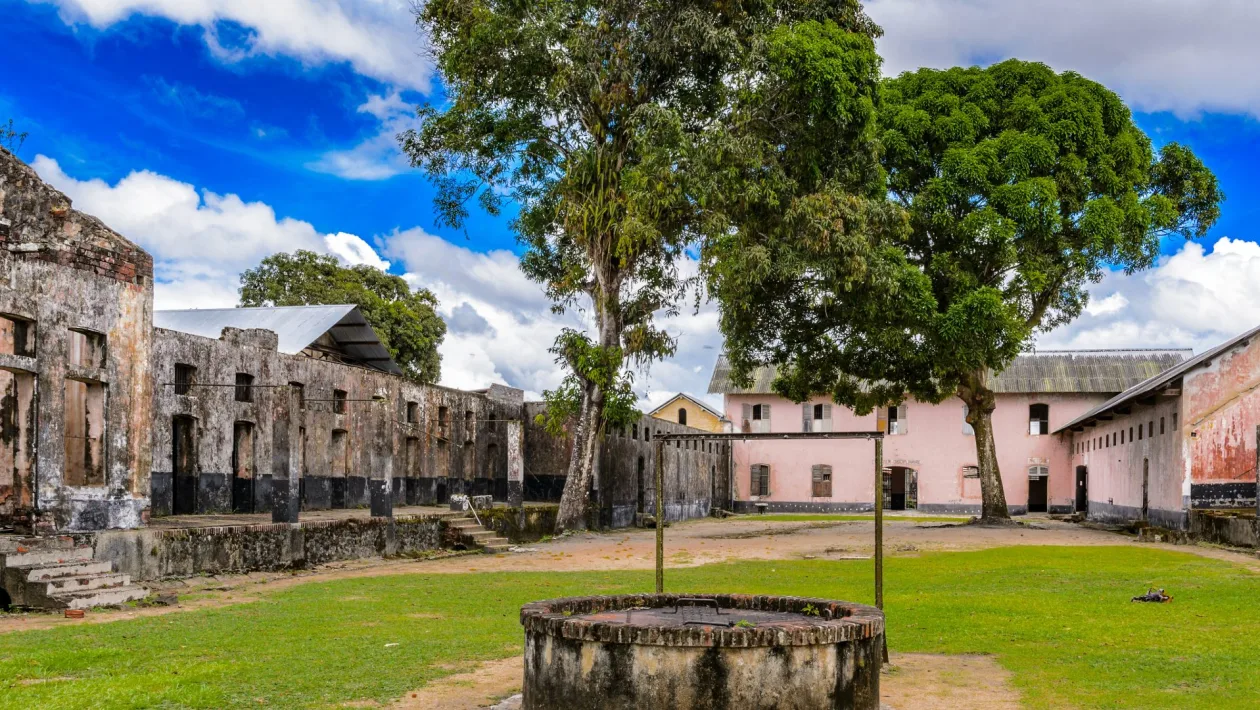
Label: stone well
xmin=520 ymin=593 xmax=884 ymax=709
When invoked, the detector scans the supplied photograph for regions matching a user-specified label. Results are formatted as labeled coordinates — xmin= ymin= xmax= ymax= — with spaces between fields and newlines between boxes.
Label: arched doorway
xmin=883 ymin=467 xmax=917 ymax=510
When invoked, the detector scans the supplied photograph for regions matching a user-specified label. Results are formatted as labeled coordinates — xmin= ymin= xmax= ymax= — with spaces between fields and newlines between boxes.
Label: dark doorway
xmin=884 ymin=467 xmax=917 ymax=510
xmin=1075 ymin=466 xmax=1088 ymax=513
xmin=1142 ymin=458 xmax=1150 ymax=523
xmin=1027 ymin=466 xmax=1048 ymax=513
xmin=231 ymin=421 xmax=255 ymax=514
xmin=171 ymin=415 xmax=196 ymax=515
xmin=637 ymin=456 xmax=646 ymax=515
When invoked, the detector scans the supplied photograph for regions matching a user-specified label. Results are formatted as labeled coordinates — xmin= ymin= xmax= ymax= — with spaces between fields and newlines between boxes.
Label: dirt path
xmin=381 ymin=651 xmax=1020 ymax=709
xmin=3 ymin=516 xmax=1255 ymax=635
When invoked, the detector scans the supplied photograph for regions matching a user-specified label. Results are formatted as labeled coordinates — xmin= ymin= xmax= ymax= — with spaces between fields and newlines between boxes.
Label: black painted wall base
xmin=150 ymin=472 xmax=173 ymax=517
xmin=525 ymin=475 xmax=566 ymax=502
xmin=272 ymin=479 xmax=299 ymax=523
xmin=330 ymin=478 xmax=347 ymax=509
xmin=198 ymin=473 xmax=231 ymax=514
xmin=369 ymin=479 xmax=392 ymax=517
xmin=304 ymin=476 xmax=331 ymax=510
xmin=347 ymin=476 xmax=369 ymax=508
xmin=1191 ymin=482 xmax=1257 ymax=510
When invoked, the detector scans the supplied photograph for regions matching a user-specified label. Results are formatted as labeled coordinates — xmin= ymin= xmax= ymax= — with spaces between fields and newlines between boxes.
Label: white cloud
xmin=868 ymin=0 xmax=1260 ymax=118
xmin=32 ymin=155 xmax=389 ymax=308
xmin=34 ymin=0 xmax=429 ymax=91
xmin=1041 ymin=238 xmax=1260 ymax=353
xmin=308 ymin=88 xmax=416 ymax=180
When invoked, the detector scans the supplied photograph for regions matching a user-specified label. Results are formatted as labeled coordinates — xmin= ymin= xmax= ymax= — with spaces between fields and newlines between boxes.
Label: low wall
xmin=94 ymin=514 xmax=450 ymax=582
xmin=481 ymin=505 xmax=559 ymax=543
xmin=1189 ymin=511 xmax=1259 ymax=548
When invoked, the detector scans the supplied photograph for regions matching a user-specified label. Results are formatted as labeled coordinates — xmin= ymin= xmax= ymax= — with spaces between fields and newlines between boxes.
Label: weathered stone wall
xmin=480 ymin=504 xmax=559 ymax=542
xmin=93 ymin=513 xmax=448 ymax=581
xmin=523 ymin=403 xmax=732 ymax=528
xmin=150 ymin=327 xmax=519 ymax=517
xmin=0 ymin=147 xmax=154 ymax=533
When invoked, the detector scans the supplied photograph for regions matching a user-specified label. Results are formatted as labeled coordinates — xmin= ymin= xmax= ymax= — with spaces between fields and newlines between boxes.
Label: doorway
xmin=1027 ymin=466 xmax=1048 ymax=513
xmin=1142 ymin=458 xmax=1150 ymax=523
xmin=231 ymin=421 xmax=255 ymax=514
xmin=1075 ymin=466 xmax=1088 ymax=513
xmin=172 ymin=415 xmax=196 ymax=515
xmin=883 ymin=467 xmax=917 ymax=510
xmin=636 ymin=456 xmax=646 ymax=515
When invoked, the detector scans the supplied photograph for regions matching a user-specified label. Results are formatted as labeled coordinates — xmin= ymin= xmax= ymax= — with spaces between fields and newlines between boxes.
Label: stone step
xmin=21 ymin=560 xmax=113 ymax=581
xmin=462 ymin=529 xmax=496 ymax=540
xmin=0 ymin=546 xmax=93 ymax=570
xmin=483 ymin=543 xmax=512 ymax=554
xmin=39 ymin=572 xmax=131 ymax=595
xmin=50 ymin=585 xmax=149 ymax=611
xmin=0 ymin=535 xmax=77 ymax=553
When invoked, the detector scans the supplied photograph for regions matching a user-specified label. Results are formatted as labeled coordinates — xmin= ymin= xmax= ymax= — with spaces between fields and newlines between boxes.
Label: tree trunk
xmin=555 ymin=383 xmax=602 ymax=532
xmin=960 ymin=371 xmax=1010 ymax=521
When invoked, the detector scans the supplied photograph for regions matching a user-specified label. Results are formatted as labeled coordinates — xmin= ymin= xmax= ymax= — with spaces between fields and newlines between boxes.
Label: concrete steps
xmin=0 ymin=540 xmax=149 ymax=611
xmin=449 ymin=517 xmax=512 ymax=554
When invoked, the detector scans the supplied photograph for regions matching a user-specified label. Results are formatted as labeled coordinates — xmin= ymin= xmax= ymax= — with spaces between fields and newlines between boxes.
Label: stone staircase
xmin=0 ymin=536 xmax=148 ymax=610
xmin=448 ymin=516 xmax=512 ymax=554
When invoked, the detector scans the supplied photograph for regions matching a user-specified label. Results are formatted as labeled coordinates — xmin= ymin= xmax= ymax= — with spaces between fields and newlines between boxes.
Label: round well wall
xmin=520 ymin=593 xmax=884 ymax=710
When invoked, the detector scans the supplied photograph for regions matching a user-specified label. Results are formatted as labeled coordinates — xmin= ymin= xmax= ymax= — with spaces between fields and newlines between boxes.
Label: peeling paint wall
xmin=150 ymin=327 xmax=519 ymax=517
xmin=1184 ymin=335 xmax=1260 ymax=510
xmin=0 ymin=147 xmax=153 ymax=533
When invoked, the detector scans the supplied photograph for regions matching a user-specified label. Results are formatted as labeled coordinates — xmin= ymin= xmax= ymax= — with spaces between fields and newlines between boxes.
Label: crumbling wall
xmin=150 ymin=327 xmax=519 ymax=517
xmin=1184 ymin=336 xmax=1260 ymax=511
xmin=522 ymin=403 xmax=731 ymax=529
xmin=0 ymin=147 xmax=153 ymax=532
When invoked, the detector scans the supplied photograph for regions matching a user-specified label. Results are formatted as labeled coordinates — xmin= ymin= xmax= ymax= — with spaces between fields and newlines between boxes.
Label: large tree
xmin=709 ymin=59 xmax=1222 ymax=521
xmin=239 ymin=250 xmax=447 ymax=384
xmin=404 ymin=0 xmax=887 ymax=530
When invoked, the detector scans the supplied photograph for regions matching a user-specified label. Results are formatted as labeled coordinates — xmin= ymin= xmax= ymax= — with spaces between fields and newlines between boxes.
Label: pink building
xmin=708 ymin=349 xmax=1190 ymax=517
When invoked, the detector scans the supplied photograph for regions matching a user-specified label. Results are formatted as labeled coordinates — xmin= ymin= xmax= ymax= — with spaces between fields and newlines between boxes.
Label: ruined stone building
xmin=0 ymin=148 xmax=729 ymax=537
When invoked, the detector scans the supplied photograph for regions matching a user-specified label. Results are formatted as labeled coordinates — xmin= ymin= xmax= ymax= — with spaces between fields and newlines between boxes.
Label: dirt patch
xmin=882 ymin=653 xmax=1020 ymax=709
xmin=391 ymin=656 xmax=522 ymax=709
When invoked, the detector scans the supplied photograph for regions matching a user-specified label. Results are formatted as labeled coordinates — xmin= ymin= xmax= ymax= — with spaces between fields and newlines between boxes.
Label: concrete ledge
xmin=1190 ymin=511 xmax=1259 ymax=547
xmin=1087 ymin=500 xmax=1188 ymax=530
xmin=93 ymin=513 xmax=449 ymax=581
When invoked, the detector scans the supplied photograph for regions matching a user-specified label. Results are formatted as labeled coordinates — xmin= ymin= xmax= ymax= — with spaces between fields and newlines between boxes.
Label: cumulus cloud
xmin=1040 ymin=238 xmax=1260 ymax=353
xmin=867 ymin=0 xmax=1260 ymax=117
xmin=34 ymin=0 xmax=429 ymax=91
xmin=32 ymin=155 xmax=388 ymax=308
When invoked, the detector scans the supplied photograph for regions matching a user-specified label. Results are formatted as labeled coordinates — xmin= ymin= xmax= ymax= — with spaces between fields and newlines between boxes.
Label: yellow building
xmin=648 ymin=393 xmax=727 ymax=433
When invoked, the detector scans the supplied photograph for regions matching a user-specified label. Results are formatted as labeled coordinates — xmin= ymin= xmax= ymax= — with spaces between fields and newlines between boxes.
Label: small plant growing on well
xmin=734 ymin=619 xmax=755 ymax=629
xmin=801 ymin=603 xmax=820 ymax=617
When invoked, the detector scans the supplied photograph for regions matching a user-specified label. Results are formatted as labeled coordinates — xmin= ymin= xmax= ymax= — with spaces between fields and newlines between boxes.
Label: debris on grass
xmin=1131 ymin=588 xmax=1173 ymax=603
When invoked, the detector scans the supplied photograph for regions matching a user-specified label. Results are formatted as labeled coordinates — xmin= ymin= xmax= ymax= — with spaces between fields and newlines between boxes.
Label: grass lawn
xmin=739 ymin=513 xmax=970 ymax=523
xmin=0 ymin=545 xmax=1253 ymax=709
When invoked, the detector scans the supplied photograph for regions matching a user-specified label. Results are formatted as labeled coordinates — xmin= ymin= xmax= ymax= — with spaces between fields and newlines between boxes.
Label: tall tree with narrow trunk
xmin=708 ymin=60 xmax=1222 ymax=522
xmin=404 ymin=0 xmax=888 ymax=531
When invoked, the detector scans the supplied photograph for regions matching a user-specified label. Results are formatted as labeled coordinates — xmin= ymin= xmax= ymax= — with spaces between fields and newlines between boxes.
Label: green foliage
xmin=3 ymin=547 xmax=1258 ymax=708
xmin=404 ymin=0 xmax=888 ymax=432
xmin=1 ymin=119 xmax=27 ymax=153
xmin=238 ymin=250 xmax=446 ymax=384
xmin=535 ymin=330 xmax=640 ymax=438
xmin=710 ymin=58 xmax=1222 ymax=412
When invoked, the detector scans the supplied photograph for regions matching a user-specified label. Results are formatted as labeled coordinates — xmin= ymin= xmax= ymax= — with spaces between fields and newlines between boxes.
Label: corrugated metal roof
xmin=154 ymin=305 xmax=402 ymax=375
xmin=708 ymin=349 xmax=1193 ymax=396
xmin=1056 ymin=325 xmax=1260 ymax=433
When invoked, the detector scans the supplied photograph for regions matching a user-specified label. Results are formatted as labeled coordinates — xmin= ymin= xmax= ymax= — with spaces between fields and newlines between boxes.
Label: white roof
xmin=154 ymin=305 xmax=402 ymax=375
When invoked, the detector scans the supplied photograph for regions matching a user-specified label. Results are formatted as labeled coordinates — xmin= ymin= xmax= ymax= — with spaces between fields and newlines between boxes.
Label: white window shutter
xmin=742 ymin=403 xmax=753 ymax=432
xmin=802 ymin=403 xmax=812 ymax=433
xmin=962 ymin=404 xmax=974 ymax=436
xmin=897 ymin=404 xmax=908 ymax=435
xmin=821 ymin=404 xmax=833 ymax=432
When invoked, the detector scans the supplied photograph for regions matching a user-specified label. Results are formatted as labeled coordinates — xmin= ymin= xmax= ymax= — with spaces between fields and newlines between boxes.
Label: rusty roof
xmin=708 ymin=349 xmax=1192 ymax=396
xmin=1056 ymin=325 xmax=1260 ymax=433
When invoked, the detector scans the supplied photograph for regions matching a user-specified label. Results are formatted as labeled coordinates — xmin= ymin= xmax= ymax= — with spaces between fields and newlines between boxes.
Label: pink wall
xmin=726 ymin=393 xmax=1104 ymax=513
xmin=1184 ymin=336 xmax=1260 ymax=490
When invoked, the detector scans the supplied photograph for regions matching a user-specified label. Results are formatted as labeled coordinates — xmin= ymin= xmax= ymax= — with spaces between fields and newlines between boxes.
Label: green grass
xmin=0 ymin=546 xmax=1254 ymax=709
xmin=741 ymin=513 xmax=969 ymax=523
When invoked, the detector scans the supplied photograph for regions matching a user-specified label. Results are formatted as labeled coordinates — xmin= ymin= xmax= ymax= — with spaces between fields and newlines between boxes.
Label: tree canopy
xmin=708 ymin=59 xmax=1222 ymax=520
xmin=238 ymin=250 xmax=446 ymax=384
xmin=404 ymin=0 xmax=889 ymax=530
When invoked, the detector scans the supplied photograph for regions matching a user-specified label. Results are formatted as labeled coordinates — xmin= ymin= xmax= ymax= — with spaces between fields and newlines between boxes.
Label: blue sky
xmin=6 ymin=0 xmax=1260 ymax=405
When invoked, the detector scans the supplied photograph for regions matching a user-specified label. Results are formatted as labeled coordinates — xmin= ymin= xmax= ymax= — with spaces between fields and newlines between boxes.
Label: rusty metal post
xmin=874 ymin=437 xmax=884 ymax=609
xmin=655 ymin=437 xmax=665 ymax=594
xmin=875 ymin=436 xmax=887 ymax=664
